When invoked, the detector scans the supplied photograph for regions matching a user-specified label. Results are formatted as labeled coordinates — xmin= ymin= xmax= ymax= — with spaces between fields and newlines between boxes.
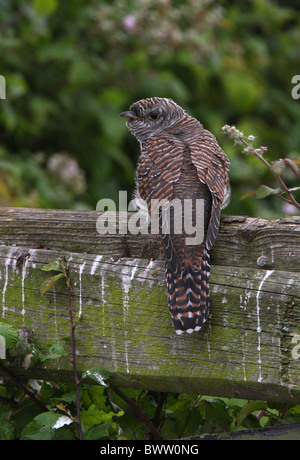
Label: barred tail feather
xmin=166 ymin=250 xmax=211 ymax=334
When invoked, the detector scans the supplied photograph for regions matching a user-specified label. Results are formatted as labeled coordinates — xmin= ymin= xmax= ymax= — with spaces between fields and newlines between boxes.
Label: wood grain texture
xmin=0 ymin=208 xmax=299 ymax=402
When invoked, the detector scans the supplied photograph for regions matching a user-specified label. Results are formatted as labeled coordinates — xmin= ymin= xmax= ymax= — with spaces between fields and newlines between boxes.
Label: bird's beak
xmin=120 ymin=111 xmax=139 ymax=119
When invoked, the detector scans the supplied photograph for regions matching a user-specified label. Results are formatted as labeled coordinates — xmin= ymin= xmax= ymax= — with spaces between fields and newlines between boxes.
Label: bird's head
xmin=120 ymin=97 xmax=185 ymax=142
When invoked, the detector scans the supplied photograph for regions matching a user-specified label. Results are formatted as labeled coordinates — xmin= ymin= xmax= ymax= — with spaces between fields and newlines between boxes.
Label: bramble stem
xmin=222 ymin=125 xmax=300 ymax=210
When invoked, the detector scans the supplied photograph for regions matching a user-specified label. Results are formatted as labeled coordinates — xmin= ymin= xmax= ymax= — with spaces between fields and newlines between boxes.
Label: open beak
xmin=119 ymin=111 xmax=138 ymax=119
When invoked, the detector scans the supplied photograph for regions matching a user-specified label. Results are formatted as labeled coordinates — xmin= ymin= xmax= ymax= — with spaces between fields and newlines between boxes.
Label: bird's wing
xmin=138 ymin=135 xmax=185 ymax=274
xmin=190 ymin=128 xmax=230 ymax=250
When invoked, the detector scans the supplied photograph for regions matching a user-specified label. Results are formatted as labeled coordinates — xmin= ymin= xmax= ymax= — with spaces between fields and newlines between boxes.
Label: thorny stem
xmin=222 ymin=125 xmax=300 ymax=210
xmin=65 ymin=265 xmax=82 ymax=440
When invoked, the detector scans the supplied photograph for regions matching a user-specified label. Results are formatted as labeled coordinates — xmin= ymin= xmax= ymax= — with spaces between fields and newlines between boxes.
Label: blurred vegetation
xmin=0 ymin=0 xmax=300 ymax=217
xmin=1 ymin=1 xmax=300 ymax=439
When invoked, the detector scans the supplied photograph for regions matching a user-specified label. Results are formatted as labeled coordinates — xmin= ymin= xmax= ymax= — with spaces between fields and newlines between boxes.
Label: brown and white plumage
xmin=120 ymin=97 xmax=230 ymax=334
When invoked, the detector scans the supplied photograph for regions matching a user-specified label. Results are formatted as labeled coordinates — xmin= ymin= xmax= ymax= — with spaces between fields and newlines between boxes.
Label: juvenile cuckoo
xmin=120 ymin=97 xmax=230 ymax=335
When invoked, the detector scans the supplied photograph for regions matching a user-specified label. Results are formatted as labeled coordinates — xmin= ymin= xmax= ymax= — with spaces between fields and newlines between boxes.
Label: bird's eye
xmin=149 ymin=112 xmax=159 ymax=120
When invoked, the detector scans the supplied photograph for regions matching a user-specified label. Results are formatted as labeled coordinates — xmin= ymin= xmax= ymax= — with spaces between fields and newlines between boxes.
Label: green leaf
xmin=0 ymin=321 xmax=18 ymax=349
xmin=81 ymin=404 xmax=123 ymax=430
xmin=201 ymin=399 xmax=233 ymax=432
xmin=289 ymin=405 xmax=300 ymax=415
xmin=33 ymin=412 xmax=62 ymax=427
xmin=33 ymin=0 xmax=58 ymax=16
xmin=82 ymin=367 xmax=111 ymax=386
xmin=284 ymin=158 xmax=300 ymax=178
xmin=270 ymin=159 xmax=285 ymax=175
xmin=40 ymin=273 xmax=64 ymax=296
xmin=0 ymin=415 xmax=15 ymax=440
xmin=82 ymin=423 xmax=111 ymax=440
xmin=82 ymin=386 xmax=107 ymax=412
xmin=20 ymin=412 xmax=62 ymax=440
xmin=21 ymin=424 xmax=54 ymax=440
xmin=255 ymin=185 xmax=281 ymax=199
xmin=39 ymin=342 xmax=68 ymax=362
xmin=50 ymin=391 xmax=77 ymax=405
xmin=235 ymin=401 xmax=267 ymax=427
xmin=41 ymin=261 xmax=64 ymax=272
xmin=81 ymin=405 xmax=106 ymax=430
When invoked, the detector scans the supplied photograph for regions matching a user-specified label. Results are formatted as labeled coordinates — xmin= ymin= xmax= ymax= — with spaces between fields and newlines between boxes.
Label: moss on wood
xmin=0 ymin=209 xmax=299 ymax=402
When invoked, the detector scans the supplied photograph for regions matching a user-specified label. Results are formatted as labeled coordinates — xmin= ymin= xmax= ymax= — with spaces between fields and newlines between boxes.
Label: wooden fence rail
xmin=0 ymin=208 xmax=299 ymax=403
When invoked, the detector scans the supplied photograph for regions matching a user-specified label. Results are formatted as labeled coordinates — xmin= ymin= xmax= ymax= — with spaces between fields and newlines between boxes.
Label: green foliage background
xmin=0 ymin=0 xmax=299 ymax=217
xmin=1 ymin=0 xmax=300 ymax=441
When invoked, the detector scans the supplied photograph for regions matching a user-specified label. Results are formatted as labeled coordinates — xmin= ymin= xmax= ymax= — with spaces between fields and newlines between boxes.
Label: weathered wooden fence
xmin=0 ymin=208 xmax=299 ymax=403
